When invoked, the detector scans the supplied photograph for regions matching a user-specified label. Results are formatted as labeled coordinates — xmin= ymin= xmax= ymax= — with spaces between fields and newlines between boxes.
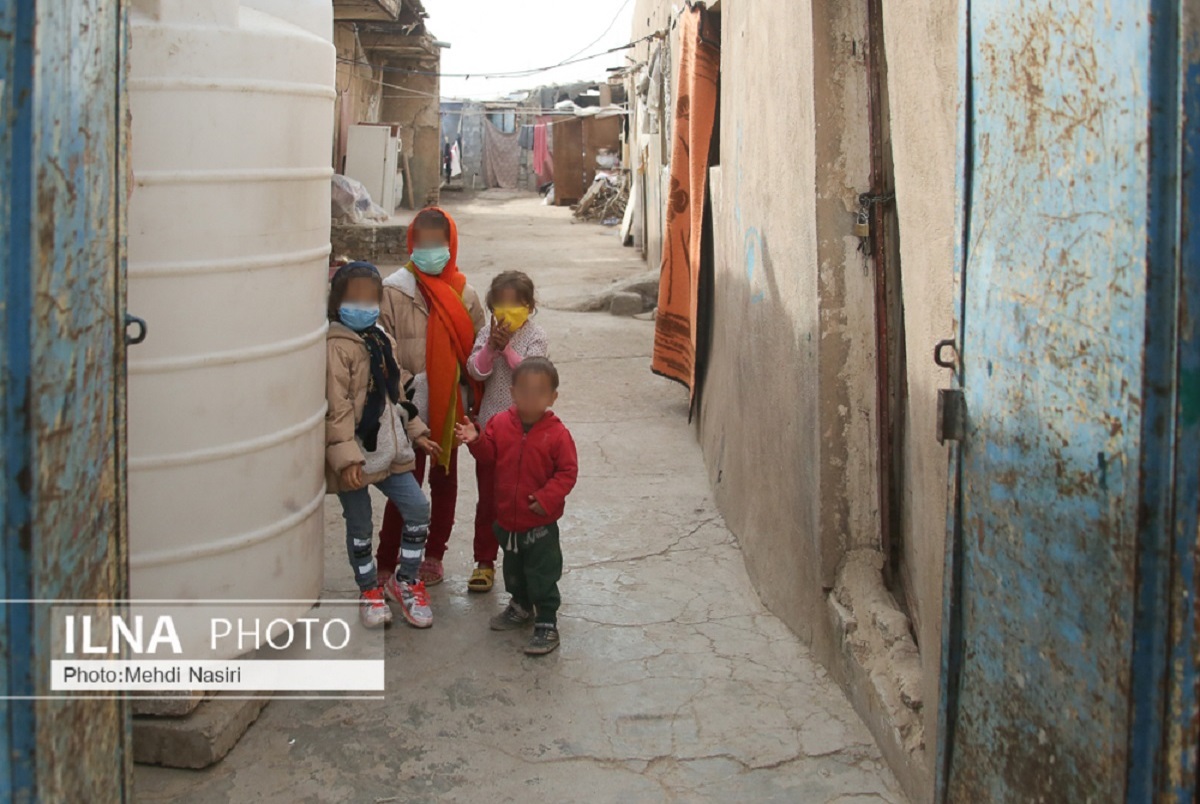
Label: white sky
xmin=423 ymin=0 xmax=637 ymax=101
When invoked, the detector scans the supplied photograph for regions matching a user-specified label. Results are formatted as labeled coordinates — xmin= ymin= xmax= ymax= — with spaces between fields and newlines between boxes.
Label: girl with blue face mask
xmin=325 ymin=262 xmax=445 ymax=631
xmin=375 ymin=207 xmax=488 ymax=590
xmin=409 ymin=243 xmax=451 ymax=276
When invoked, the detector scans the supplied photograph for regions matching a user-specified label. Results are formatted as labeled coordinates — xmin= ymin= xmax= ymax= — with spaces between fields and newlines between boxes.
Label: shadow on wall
xmin=697 ymin=222 xmax=826 ymax=648
xmin=707 ymin=203 xmax=930 ymax=790
xmin=756 ymin=230 xmax=782 ymax=305
xmin=698 ymin=212 xmax=929 ymax=795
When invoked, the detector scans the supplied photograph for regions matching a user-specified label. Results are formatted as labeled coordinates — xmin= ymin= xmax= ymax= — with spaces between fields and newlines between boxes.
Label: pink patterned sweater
xmin=467 ymin=321 xmax=550 ymax=428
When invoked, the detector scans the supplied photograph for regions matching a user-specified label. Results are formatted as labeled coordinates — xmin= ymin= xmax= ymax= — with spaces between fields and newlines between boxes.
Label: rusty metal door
xmin=0 ymin=0 xmax=131 ymax=800
xmin=938 ymin=0 xmax=1198 ymax=801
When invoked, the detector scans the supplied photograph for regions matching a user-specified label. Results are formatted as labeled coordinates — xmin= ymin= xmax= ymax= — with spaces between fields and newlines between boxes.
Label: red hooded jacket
xmin=469 ymin=407 xmax=579 ymax=532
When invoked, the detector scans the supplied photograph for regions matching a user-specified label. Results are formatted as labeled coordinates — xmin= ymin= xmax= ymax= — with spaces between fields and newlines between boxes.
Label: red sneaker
xmin=359 ymin=587 xmax=392 ymax=629
xmin=384 ymin=574 xmax=433 ymax=628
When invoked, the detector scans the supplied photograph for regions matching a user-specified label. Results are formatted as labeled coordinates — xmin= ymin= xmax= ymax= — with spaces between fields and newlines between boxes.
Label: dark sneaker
xmin=524 ymin=624 xmax=560 ymax=655
xmin=489 ymin=601 xmax=532 ymax=631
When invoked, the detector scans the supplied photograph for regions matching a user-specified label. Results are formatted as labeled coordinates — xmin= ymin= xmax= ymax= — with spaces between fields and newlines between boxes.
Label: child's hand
xmin=528 ymin=495 xmax=548 ymax=517
xmin=341 ymin=464 xmax=364 ymax=490
xmin=415 ymin=436 xmax=443 ymax=460
xmin=454 ymin=420 xmax=479 ymax=445
xmin=489 ymin=318 xmax=513 ymax=351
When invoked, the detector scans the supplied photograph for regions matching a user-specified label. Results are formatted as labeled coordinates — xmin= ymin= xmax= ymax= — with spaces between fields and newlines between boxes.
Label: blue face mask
xmin=338 ymin=303 xmax=380 ymax=332
xmin=410 ymin=246 xmax=451 ymax=276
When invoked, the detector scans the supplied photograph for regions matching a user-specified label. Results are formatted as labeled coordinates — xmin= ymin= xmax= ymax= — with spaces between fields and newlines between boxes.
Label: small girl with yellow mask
xmin=465 ymin=271 xmax=549 ymax=593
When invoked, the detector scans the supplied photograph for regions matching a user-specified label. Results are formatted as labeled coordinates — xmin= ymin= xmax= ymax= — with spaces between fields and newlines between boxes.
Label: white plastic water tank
xmin=127 ymin=0 xmax=334 ymax=655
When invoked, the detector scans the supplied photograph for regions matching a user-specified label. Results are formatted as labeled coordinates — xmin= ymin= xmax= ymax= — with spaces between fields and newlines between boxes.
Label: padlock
xmin=854 ymin=220 xmax=871 ymax=237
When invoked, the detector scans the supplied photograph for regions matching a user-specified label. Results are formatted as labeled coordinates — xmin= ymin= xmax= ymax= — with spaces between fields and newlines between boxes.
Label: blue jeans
xmin=338 ymin=471 xmax=431 ymax=591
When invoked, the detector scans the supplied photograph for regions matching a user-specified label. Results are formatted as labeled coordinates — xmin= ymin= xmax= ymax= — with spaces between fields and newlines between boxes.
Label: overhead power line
xmin=364 ymin=67 xmax=629 ymax=113
xmin=558 ymin=0 xmax=636 ymax=65
xmin=335 ymin=29 xmax=662 ymax=81
xmin=377 ymin=78 xmax=629 ymax=115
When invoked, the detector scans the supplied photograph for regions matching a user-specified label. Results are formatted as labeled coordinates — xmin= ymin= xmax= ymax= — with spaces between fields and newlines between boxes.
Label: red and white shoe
xmin=384 ymin=574 xmax=434 ymax=629
xmin=359 ymin=587 xmax=392 ymax=629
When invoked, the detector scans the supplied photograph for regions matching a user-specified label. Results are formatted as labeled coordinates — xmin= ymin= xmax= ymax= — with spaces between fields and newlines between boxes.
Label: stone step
xmin=133 ymin=694 xmax=268 ymax=769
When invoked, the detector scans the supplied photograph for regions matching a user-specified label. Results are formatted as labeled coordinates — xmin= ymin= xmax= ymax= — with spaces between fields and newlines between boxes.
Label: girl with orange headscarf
xmin=376 ymin=207 xmax=486 ymax=590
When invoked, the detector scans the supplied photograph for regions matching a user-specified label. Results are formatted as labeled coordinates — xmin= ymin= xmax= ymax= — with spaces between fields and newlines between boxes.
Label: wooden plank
xmin=333 ymin=0 xmax=401 ymax=22
xmin=551 ymin=118 xmax=584 ymax=205
xmin=619 ymin=171 xmax=637 ymax=245
xmin=582 ymin=115 xmax=623 ymax=187
xmin=402 ymin=151 xmax=415 ymax=209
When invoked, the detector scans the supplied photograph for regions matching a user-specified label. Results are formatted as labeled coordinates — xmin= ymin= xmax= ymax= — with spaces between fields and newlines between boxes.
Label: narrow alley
xmin=134 ymin=192 xmax=904 ymax=803
xmin=8 ymin=0 xmax=1200 ymax=799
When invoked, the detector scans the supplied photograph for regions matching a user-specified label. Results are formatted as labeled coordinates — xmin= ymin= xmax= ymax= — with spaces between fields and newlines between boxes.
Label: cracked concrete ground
xmin=134 ymin=191 xmax=905 ymax=803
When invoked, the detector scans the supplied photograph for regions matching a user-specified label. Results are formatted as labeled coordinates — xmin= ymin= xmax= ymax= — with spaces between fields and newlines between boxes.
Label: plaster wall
xmin=880 ymin=0 xmax=959 ymax=779
xmin=625 ymin=1 xmax=960 ymax=798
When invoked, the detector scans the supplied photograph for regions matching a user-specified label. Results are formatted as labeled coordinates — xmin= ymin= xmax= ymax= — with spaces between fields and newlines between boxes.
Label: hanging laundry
xmin=661 ymin=38 xmax=674 ymax=162
xmin=652 ymin=7 xmax=720 ymax=395
xmin=533 ymin=119 xmax=553 ymax=181
xmin=518 ymin=124 xmax=535 ymax=150
xmin=645 ymin=44 xmax=662 ymax=136
xmin=450 ymin=141 xmax=462 ymax=179
xmin=482 ymin=118 xmax=521 ymax=189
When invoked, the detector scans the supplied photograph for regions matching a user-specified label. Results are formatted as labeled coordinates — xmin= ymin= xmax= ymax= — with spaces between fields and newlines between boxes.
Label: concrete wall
xmin=439 ymin=101 xmax=485 ymax=191
xmin=517 ymin=116 xmax=539 ymax=191
xmin=628 ymin=1 xmax=960 ymax=799
xmin=448 ymin=105 xmax=542 ymax=192
xmin=630 ymin=1 xmax=679 ymax=264
xmin=810 ymin=0 xmax=881 ymax=581
xmin=460 ymin=102 xmax=484 ymax=190
xmin=381 ymin=63 xmax=441 ymax=208
xmin=880 ymin=0 xmax=959 ymax=777
xmin=698 ymin=0 xmax=825 ymax=647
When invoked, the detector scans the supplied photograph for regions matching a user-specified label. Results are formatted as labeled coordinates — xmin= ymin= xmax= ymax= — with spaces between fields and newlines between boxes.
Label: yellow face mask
xmin=493 ymin=305 xmax=531 ymax=331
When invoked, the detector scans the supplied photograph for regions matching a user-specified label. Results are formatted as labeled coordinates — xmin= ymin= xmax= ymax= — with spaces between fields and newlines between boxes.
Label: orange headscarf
xmin=407 ymin=207 xmax=483 ymax=468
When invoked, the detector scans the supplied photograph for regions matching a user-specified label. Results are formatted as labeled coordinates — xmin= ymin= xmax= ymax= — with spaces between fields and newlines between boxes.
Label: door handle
xmin=935 ymin=338 xmax=963 ymax=443
xmin=934 ymin=338 xmax=957 ymax=370
xmin=124 ymin=314 xmax=148 ymax=346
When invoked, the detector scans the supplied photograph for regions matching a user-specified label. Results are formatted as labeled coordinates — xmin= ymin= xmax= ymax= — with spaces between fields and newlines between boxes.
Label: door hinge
xmin=937 ymin=388 xmax=965 ymax=444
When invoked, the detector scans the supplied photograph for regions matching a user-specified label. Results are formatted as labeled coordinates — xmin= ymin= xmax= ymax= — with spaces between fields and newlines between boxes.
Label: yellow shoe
xmin=467 ymin=565 xmax=495 ymax=594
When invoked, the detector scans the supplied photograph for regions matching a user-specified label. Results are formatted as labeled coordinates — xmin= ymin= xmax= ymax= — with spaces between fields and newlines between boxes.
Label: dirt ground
xmin=134 ymin=190 xmax=904 ymax=803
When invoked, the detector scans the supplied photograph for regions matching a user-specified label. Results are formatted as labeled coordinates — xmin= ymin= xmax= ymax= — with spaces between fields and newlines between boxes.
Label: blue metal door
xmin=0 ymin=0 xmax=130 ymax=799
xmin=938 ymin=0 xmax=1198 ymax=800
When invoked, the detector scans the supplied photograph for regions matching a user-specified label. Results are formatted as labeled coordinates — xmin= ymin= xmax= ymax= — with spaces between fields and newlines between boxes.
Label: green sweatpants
xmin=494 ymin=522 xmax=562 ymax=625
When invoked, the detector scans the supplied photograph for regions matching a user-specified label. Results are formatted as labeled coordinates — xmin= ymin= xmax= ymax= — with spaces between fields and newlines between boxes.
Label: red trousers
xmin=376 ymin=448 xmax=501 ymax=573
xmin=473 ymin=457 xmax=500 ymax=565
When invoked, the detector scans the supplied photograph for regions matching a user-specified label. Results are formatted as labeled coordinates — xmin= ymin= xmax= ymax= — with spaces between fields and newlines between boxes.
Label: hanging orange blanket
xmin=652 ymin=7 xmax=720 ymax=394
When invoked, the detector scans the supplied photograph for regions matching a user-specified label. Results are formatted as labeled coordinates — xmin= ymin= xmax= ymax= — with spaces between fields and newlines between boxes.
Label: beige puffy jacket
xmin=380 ymin=267 xmax=487 ymax=375
xmin=325 ymin=322 xmax=431 ymax=494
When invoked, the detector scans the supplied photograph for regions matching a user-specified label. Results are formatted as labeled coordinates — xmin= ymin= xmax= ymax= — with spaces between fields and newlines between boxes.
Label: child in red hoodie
xmin=455 ymin=357 xmax=578 ymax=655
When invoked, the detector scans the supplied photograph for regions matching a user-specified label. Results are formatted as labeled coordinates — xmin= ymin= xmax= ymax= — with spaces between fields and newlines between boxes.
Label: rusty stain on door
xmin=0 ymin=0 xmax=130 ymax=799
xmin=940 ymin=0 xmax=1199 ymax=801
